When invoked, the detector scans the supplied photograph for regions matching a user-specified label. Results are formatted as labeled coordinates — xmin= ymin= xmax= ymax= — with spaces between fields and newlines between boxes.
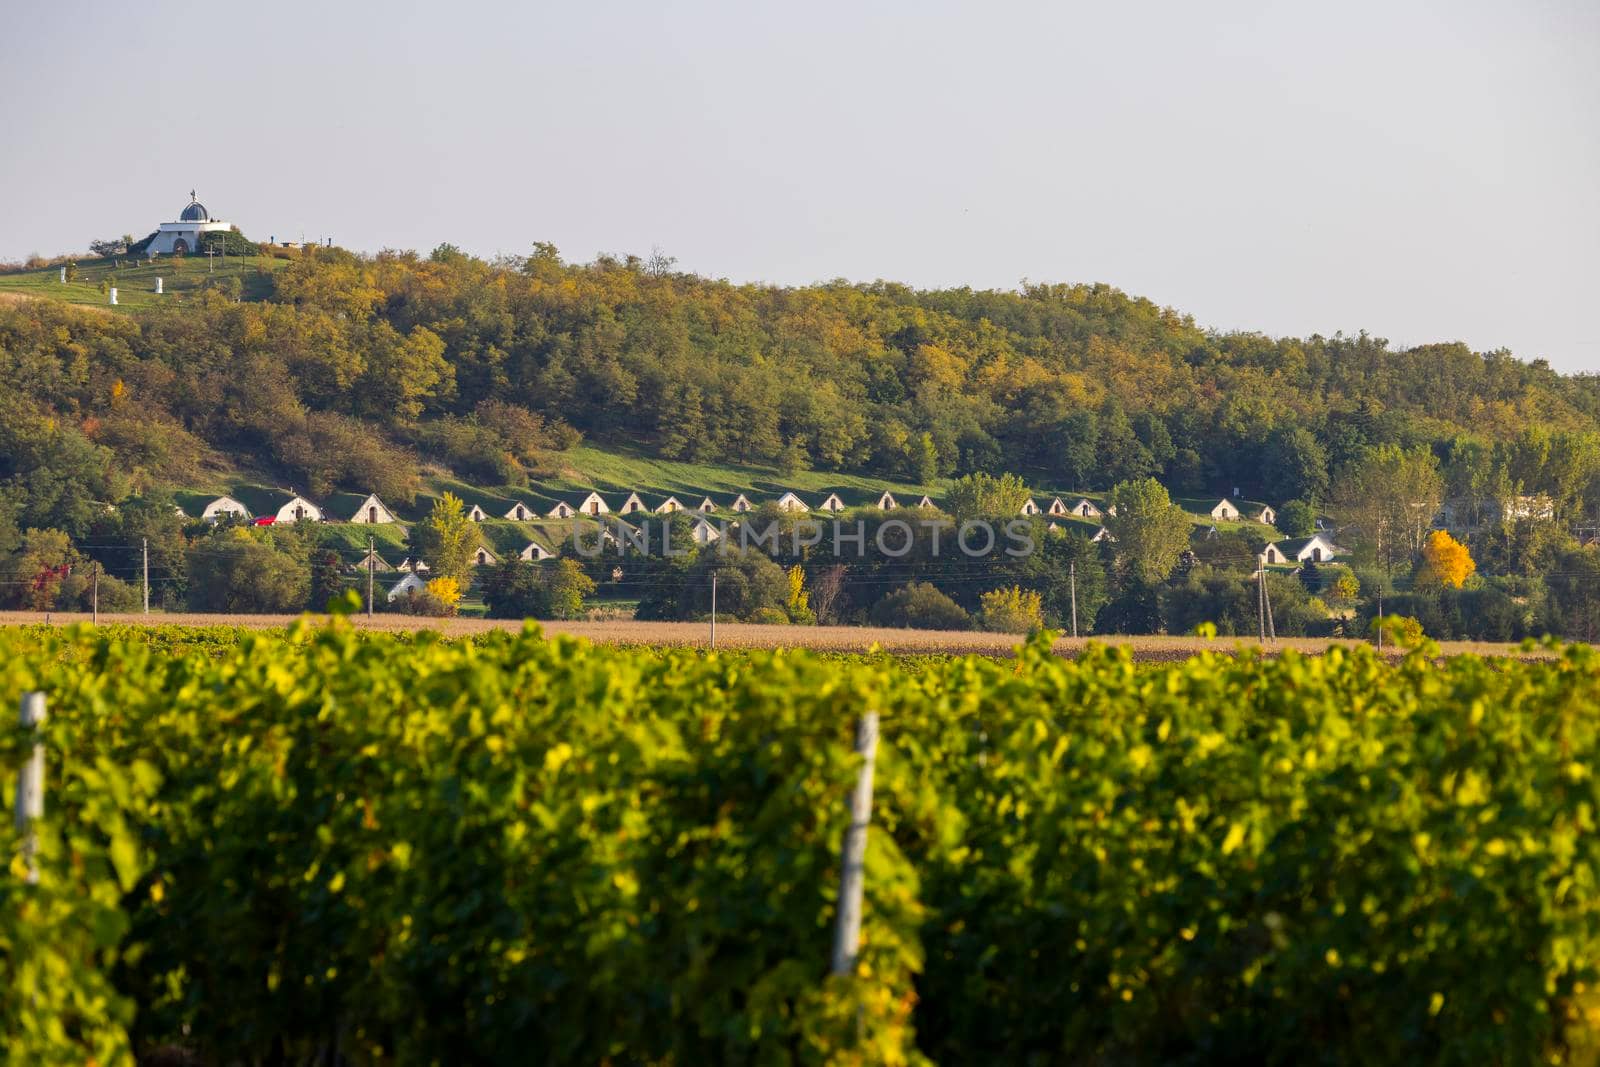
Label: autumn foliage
xmin=1417 ymin=529 xmax=1476 ymax=589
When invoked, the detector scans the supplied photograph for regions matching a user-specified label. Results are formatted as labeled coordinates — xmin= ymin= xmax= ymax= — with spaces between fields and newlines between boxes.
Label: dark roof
xmin=1270 ymin=536 xmax=1325 ymax=556
xmin=230 ymin=486 xmax=302 ymax=516
xmin=180 ymin=200 xmax=208 ymax=222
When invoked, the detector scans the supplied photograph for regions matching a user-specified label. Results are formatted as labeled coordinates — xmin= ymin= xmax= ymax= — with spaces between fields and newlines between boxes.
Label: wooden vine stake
xmin=16 ymin=692 xmax=46 ymax=885
xmin=831 ymin=711 xmax=880 ymax=976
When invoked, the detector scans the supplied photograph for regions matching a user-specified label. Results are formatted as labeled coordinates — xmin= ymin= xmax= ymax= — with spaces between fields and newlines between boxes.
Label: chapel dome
xmin=179 ymin=199 xmax=208 ymax=222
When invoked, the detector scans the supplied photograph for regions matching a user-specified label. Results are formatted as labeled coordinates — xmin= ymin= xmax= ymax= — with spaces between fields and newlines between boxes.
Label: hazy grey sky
xmin=3 ymin=1 xmax=1596 ymax=369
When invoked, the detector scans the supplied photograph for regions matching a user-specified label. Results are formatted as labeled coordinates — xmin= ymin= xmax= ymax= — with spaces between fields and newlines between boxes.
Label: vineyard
xmin=3 ymin=623 xmax=1600 ymax=1065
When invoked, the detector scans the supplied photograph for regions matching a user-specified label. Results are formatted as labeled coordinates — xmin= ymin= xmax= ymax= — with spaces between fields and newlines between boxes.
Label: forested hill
xmin=4 ymin=242 xmax=1600 ymax=531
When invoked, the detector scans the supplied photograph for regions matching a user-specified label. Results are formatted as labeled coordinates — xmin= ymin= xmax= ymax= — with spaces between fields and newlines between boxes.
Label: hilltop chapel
xmin=145 ymin=191 xmax=232 ymax=255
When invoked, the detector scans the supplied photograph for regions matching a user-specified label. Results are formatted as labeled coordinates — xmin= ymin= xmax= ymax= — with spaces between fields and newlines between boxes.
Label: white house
xmin=1072 ymin=498 xmax=1102 ymax=519
xmin=655 ymin=496 xmax=685 ymax=514
xmin=473 ymin=544 xmax=499 ymax=566
xmin=271 ymin=494 xmax=321 ymax=524
xmin=729 ymin=494 xmax=754 ymax=513
xmin=1210 ymin=498 xmax=1240 ymax=521
xmin=696 ymin=496 xmax=716 ymax=513
xmin=1047 ymin=497 xmax=1069 ymax=517
xmin=689 ymin=516 xmax=722 ymax=546
xmin=775 ymin=492 xmax=809 ymax=512
xmin=1252 ymin=504 xmax=1277 ymax=525
xmin=201 ymin=495 xmax=251 ymax=521
xmin=1260 ymin=534 xmax=1346 ymax=566
xmin=916 ymin=495 xmax=936 ymax=509
xmin=619 ymin=492 xmax=647 ymax=515
xmin=465 ymin=504 xmax=488 ymax=522
xmin=519 ymin=540 xmax=553 ymax=561
xmin=1091 ymin=525 xmax=1115 ymax=543
xmin=504 ymin=500 xmax=536 ymax=521
xmin=1505 ymin=494 xmax=1556 ymax=522
xmin=346 ymin=493 xmax=398 ymax=525
xmin=350 ymin=547 xmax=394 ymax=573
xmin=877 ymin=491 xmax=899 ymax=510
xmin=146 ymin=191 xmax=234 ymax=256
xmin=396 ymin=557 xmax=431 ymax=574
xmin=818 ymin=493 xmax=846 ymax=513
xmin=1019 ymin=498 xmax=1040 ymax=516
xmin=386 ymin=573 xmax=426 ymax=602
xmin=547 ymin=501 xmax=576 ymax=519
xmin=577 ymin=492 xmax=610 ymax=517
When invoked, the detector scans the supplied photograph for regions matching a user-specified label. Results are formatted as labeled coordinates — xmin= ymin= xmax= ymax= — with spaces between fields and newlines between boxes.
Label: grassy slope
xmin=0 ymin=254 xmax=288 ymax=311
xmin=2 ymin=269 xmax=1282 ymax=542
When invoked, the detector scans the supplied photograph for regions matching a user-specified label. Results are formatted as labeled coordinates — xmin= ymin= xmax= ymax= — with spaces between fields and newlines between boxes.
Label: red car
xmin=252 ymin=516 xmax=276 ymax=526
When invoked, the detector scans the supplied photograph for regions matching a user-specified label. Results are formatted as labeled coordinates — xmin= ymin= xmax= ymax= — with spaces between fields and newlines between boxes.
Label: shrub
xmin=870 ymin=582 xmax=971 ymax=630
xmin=976 ymin=585 xmax=1043 ymax=633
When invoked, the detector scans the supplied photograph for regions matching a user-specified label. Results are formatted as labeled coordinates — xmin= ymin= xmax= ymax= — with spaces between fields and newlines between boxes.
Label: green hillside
xmin=0 ymin=253 xmax=288 ymax=311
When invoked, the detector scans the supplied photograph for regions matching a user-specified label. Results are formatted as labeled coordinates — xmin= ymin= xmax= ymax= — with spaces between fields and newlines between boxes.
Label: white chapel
xmin=146 ymin=191 xmax=232 ymax=255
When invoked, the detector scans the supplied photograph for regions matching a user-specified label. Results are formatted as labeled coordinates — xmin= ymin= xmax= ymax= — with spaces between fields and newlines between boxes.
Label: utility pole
xmin=1069 ymin=559 xmax=1078 ymax=639
xmin=1376 ymin=593 xmax=1383 ymax=650
xmin=92 ymin=562 xmax=99 ymax=624
xmin=1263 ymin=571 xmax=1276 ymax=641
xmin=367 ymin=537 xmax=375 ymax=620
xmin=1256 ymin=565 xmax=1265 ymax=643
xmin=709 ymin=571 xmax=718 ymax=650
xmin=142 ymin=537 xmax=149 ymax=614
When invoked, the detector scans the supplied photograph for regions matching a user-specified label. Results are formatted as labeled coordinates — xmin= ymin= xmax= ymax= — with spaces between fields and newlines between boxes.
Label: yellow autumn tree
xmin=976 ymin=585 xmax=1043 ymax=634
xmin=1417 ymin=530 xmax=1475 ymax=589
xmin=786 ymin=565 xmax=813 ymax=624
xmin=426 ymin=576 xmax=462 ymax=613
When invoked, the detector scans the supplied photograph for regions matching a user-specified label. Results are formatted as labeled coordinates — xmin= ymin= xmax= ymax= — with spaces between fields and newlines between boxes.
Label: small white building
xmin=396 ymin=557 xmax=431 ymax=574
xmin=504 ymin=500 xmax=536 ymax=521
xmin=1252 ymin=504 xmax=1277 ymax=525
xmin=519 ymin=540 xmax=553 ymax=561
xmin=346 ymin=493 xmax=398 ymax=525
xmin=696 ymin=496 xmax=716 ymax=513
xmin=618 ymin=492 xmax=647 ymax=515
xmin=1047 ymin=497 xmax=1069 ymax=517
xmin=1072 ymin=498 xmax=1102 ymax=519
xmin=1210 ymin=498 xmax=1240 ymax=521
xmin=877 ymin=491 xmax=899 ymax=510
xmin=729 ymin=494 xmax=754 ymax=513
xmin=547 ymin=501 xmax=576 ymax=519
xmin=1019 ymin=498 xmax=1040 ymax=516
xmin=145 ymin=192 xmax=234 ymax=256
xmin=655 ymin=496 xmax=685 ymax=514
xmin=916 ymin=495 xmax=936 ymax=509
xmin=386 ymin=573 xmax=427 ymax=602
xmin=1091 ymin=525 xmax=1115 ymax=543
xmin=689 ymin=516 xmax=722 ymax=546
xmin=350 ymin=546 xmax=394 ymax=573
xmin=1260 ymin=534 xmax=1346 ymax=566
xmin=817 ymin=493 xmax=846 ymax=513
xmin=577 ymin=492 xmax=610 ymax=517
xmin=775 ymin=492 xmax=809 ymax=512
xmin=265 ymin=493 xmax=321 ymax=524
xmin=201 ymin=495 xmax=251 ymax=521
xmin=473 ymin=544 xmax=500 ymax=567
xmin=465 ymin=504 xmax=488 ymax=522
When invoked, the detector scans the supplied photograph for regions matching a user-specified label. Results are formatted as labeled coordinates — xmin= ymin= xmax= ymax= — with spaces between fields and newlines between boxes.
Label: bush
xmin=870 ymin=581 xmax=971 ymax=630
xmin=749 ymin=606 xmax=790 ymax=625
xmin=976 ymin=585 xmax=1044 ymax=633
xmin=483 ymin=558 xmax=595 ymax=620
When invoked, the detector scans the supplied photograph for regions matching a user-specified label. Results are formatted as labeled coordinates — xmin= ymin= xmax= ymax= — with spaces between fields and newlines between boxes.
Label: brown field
xmin=0 ymin=611 xmax=1554 ymax=661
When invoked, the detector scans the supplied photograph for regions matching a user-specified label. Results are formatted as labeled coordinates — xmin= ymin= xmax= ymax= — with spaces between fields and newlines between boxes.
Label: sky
xmin=2 ymin=0 xmax=1597 ymax=370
